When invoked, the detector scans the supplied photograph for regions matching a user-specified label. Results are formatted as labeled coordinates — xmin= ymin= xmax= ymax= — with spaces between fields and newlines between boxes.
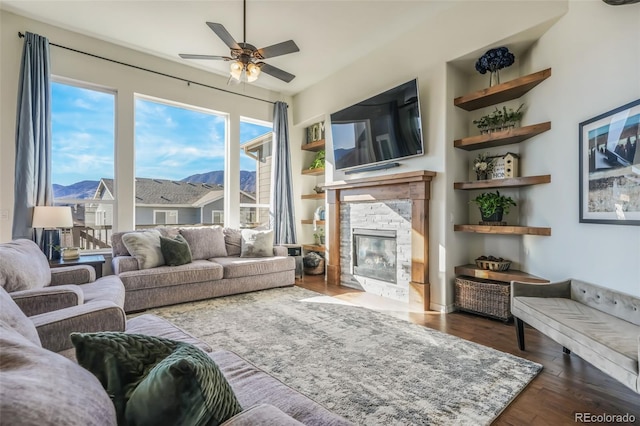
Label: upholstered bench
xmin=511 ymin=278 xmax=640 ymax=393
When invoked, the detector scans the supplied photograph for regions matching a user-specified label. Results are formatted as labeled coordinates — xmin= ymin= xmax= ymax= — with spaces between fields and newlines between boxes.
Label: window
xmin=154 ymin=210 xmax=178 ymax=225
xmin=240 ymin=118 xmax=273 ymax=228
xmin=212 ymin=210 xmax=224 ymax=225
xmin=51 ymin=80 xmax=115 ymax=250
xmin=134 ymin=96 xmax=226 ymax=228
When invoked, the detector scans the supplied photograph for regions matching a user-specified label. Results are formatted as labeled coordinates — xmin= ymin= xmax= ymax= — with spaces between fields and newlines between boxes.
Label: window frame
xmin=51 ymin=76 xmax=117 ymax=254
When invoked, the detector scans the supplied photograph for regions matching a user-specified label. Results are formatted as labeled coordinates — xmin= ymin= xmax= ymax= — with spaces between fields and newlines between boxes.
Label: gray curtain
xmin=12 ymin=32 xmax=52 ymax=243
xmin=270 ymin=101 xmax=297 ymax=244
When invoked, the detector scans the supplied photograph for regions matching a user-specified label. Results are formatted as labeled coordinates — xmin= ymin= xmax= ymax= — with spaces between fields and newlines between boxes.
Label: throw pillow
xmin=223 ymin=228 xmax=242 ymax=256
xmin=240 ymin=229 xmax=274 ymax=257
xmin=179 ymin=227 xmax=227 ymax=260
xmin=160 ymin=234 xmax=192 ymax=267
xmin=71 ymin=332 xmax=241 ymax=426
xmin=126 ymin=344 xmax=242 ymax=426
xmin=0 ymin=239 xmax=51 ymax=292
xmin=122 ymin=230 xmax=164 ymax=270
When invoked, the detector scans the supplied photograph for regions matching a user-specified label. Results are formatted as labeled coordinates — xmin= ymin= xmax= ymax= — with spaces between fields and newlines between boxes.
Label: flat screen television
xmin=330 ymin=79 xmax=424 ymax=171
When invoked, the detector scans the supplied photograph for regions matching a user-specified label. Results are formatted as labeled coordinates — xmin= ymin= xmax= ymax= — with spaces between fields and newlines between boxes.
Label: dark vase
xmin=480 ymin=207 xmax=503 ymax=222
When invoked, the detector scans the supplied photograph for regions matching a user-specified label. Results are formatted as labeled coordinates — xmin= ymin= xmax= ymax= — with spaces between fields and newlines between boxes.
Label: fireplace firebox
xmin=352 ymin=228 xmax=397 ymax=283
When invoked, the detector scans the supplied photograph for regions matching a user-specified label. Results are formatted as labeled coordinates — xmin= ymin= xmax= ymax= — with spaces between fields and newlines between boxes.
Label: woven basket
xmin=304 ymin=259 xmax=325 ymax=275
xmin=454 ymin=277 xmax=512 ymax=322
xmin=475 ymin=259 xmax=511 ymax=271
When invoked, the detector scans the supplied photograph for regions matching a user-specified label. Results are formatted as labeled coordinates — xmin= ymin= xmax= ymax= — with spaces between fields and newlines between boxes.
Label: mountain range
xmin=53 ymin=170 xmax=257 ymax=199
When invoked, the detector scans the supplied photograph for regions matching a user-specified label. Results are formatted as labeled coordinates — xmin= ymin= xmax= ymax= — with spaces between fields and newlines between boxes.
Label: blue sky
xmin=52 ymin=82 xmax=271 ymax=186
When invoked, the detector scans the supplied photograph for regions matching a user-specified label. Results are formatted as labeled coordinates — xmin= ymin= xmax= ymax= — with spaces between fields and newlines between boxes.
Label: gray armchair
xmin=0 ymin=239 xmax=126 ymax=351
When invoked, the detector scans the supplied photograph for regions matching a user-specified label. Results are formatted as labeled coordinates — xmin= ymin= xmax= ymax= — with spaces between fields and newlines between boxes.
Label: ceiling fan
xmin=179 ymin=0 xmax=299 ymax=83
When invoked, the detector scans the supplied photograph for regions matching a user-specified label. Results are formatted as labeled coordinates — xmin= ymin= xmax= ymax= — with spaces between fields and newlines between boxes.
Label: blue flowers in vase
xmin=475 ymin=47 xmax=515 ymax=86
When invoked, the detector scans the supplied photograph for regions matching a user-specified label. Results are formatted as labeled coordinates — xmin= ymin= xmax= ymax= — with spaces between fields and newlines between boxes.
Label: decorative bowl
xmin=475 ymin=256 xmax=511 ymax=271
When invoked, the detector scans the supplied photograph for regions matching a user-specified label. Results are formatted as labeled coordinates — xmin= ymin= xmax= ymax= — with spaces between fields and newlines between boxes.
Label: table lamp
xmin=32 ymin=206 xmax=74 ymax=260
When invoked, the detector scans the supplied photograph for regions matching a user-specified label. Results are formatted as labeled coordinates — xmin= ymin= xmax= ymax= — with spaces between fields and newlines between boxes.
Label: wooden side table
xmin=49 ymin=254 xmax=106 ymax=278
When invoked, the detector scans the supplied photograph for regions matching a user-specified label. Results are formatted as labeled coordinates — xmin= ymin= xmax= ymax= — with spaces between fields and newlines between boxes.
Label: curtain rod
xmin=18 ymin=32 xmax=276 ymax=105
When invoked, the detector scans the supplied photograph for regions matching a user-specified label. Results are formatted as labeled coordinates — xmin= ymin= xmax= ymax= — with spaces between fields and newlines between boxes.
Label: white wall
xmin=293 ymin=0 xmax=640 ymax=306
xmin=520 ymin=1 xmax=640 ymax=296
xmin=0 ymin=10 xmax=289 ymax=242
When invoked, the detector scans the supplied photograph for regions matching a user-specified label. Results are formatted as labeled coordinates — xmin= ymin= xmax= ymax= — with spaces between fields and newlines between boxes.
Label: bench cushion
xmin=512 ymin=296 xmax=639 ymax=374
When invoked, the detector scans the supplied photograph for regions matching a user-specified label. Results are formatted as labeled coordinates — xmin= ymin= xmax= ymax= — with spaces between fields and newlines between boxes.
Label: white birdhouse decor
xmin=490 ymin=153 xmax=519 ymax=179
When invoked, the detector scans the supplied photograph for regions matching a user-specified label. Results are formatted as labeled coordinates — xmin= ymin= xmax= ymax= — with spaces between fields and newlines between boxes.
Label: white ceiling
xmin=1 ymin=1 xmax=457 ymax=95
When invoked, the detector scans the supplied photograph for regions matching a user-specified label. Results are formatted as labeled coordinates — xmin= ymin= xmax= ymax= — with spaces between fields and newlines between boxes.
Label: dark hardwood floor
xmin=296 ymin=275 xmax=640 ymax=425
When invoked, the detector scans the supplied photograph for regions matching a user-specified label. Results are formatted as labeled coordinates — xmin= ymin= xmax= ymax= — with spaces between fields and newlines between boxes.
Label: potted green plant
xmin=472 ymin=152 xmax=495 ymax=180
xmin=470 ymin=191 xmax=516 ymax=222
xmin=313 ymin=228 xmax=325 ymax=245
xmin=308 ymin=150 xmax=325 ymax=170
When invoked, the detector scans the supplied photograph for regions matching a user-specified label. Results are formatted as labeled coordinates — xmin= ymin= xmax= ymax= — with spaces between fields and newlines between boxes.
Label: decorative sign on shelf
xmin=306 ymin=121 xmax=325 ymax=143
xmin=470 ymin=152 xmax=520 ymax=181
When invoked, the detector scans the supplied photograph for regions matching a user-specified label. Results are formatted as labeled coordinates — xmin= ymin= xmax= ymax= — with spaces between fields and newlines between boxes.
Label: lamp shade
xmin=32 ymin=206 xmax=74 ymax=229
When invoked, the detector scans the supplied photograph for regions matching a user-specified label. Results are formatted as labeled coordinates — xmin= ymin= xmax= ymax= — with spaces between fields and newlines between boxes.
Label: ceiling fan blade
xmin=206 ymin=22 xmax=241 ymax=50
xmin=179 ymin=54 xmax=233 ymax=61
xmin=256 ymin=40 xmax=299 ymax=60
xmin=259 ymin=63 xmax=295 ymax=83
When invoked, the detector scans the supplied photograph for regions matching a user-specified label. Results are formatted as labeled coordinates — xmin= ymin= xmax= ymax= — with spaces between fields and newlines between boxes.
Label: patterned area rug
xmin=147 ymin=286 xmax=542 ymax=425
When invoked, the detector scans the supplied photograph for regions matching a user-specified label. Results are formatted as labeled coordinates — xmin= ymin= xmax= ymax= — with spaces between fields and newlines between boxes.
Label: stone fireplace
xmin=324 ymin=171 xmax=435 ymax=310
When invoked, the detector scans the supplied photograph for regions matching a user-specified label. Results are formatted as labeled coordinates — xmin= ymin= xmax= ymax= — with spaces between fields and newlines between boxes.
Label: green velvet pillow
xmin=70 ymin=332 xmax=242 ymax=426
xmin=160 ymin=234 xmax=192 ymax=266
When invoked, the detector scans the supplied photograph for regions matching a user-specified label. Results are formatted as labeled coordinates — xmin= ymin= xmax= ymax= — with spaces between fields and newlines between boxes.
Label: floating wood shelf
xmin=303 ymin=244 xmax=325 ymax=252
xmin=454 ymin=175 xmax=551 ymax=190
xmin=301 ymin=139 xmax=325 ymax=152
xmin=454 ymin=224 xmax=551 ymax=236
xmin=301 ymin=168 xmax=325 ymax=176
xmin=454 ymin=122 xmax=551 ymax=150
xmin=455 ymin=264 xmax=549 ymax=283
xmin=302 ymin=193 xmax=326 ymax=200
xmin=454 ymin=68 xmax=552 ymax=111
xmin=301 ymin=219 xmax=325 ymax=225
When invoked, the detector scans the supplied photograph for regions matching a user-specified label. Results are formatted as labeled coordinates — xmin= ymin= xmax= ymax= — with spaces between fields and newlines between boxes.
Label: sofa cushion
xmin=0 ymin=239 xmax=51 ymax=292
xmin=118 ymin=260 xmax=224 ymax=291
xmin=240 ymin=229 xmax=274 ymax=258
xmin=223 ymin=228 xmax=243 ymax=256
xmin=180 ymin=226 xmax=227 ymax=260
xmin=0 ymin=326 xmax=117 ymax=426
xmin=80 ymin=276 xmax=126 ymax=308
xmin=224 ymin=404 xmax=305 ymax=425
xmin=0 ymin=287 xmax=41 ymax=347
xmin=122 ymin=230 xmax=165 ymax=269
xmin=211 ymin=256 xmax=294 ymax=279
xmin=71 ymin=332 xmax=241 ymax=426
xmin=161 ymin=234 xmax=193 ymax=267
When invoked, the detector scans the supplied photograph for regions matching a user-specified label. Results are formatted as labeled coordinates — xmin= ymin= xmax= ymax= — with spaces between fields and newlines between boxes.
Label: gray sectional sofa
xmin=511 ymin=278 xmax=640 ymax=394
xmin=111 ymin=226 xmax=296 ymax=312
xmin=0 ymin=287 xmax=352 ymax=425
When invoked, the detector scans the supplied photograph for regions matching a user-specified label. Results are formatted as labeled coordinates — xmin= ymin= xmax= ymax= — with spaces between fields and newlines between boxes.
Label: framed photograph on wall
xmin=579 ymin=99 xmax=640 ymax=225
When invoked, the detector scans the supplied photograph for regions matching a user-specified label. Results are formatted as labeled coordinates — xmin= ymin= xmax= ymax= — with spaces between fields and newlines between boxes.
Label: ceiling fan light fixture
xmin=246 ymin=63 xmax=261 ymax=82
xmin=230 ymin=61 xmax=243 ymax=80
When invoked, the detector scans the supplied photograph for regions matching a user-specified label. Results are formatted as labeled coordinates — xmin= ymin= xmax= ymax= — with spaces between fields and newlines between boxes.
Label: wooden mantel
xmin=324 ymin=171 xmax=436 ymax=311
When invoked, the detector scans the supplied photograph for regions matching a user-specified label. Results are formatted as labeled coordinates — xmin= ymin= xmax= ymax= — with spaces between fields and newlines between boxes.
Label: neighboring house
xmin=241 ymin=133 xmax=272 ymax=226
xmin=93 ymin=178 xmax=255 ymax=227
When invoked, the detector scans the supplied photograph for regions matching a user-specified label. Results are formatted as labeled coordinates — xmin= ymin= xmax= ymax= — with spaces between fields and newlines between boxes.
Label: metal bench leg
xmin=515 ymin=317 xmax=525 ymax=350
